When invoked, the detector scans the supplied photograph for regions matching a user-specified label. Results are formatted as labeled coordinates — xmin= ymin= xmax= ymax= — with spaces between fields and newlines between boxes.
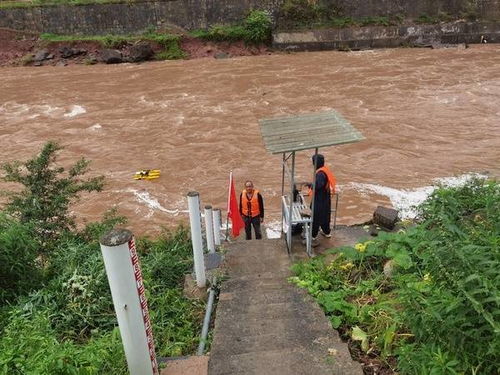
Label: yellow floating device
xmin=134 ymin=169 xmax=160 ymax=180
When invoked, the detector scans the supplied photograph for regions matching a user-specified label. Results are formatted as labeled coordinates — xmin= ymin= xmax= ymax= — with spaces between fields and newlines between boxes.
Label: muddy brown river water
xmin=1 ymin=46 xmax=499 ymax=236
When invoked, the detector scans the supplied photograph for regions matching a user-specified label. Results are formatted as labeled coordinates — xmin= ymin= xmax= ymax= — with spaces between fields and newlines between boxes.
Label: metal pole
xmin=213 ymin=209 xmax=221 ymax=246
xmin=310 ymin=148 xmax=319 ymax=248
xmin=187 ymin=192 xmax=206 ymax=288
xmin=197 ymin=280 xmax=216 ymax=355
xmin=281 ymin=153 xmax=285 ymax=235
xmin=204 ymin=205 xmax=215 ymax=253
xmin=99 ymin=229 xmax=158 ymax=375
xmin=333 ymin=193 xmax=339 ymax=230
xmin=288 ymin=152 xmax=295 ymax=254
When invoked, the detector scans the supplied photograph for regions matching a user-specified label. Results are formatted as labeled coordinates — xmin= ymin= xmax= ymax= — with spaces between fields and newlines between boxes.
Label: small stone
xmin=33 ymin=61 xmax=42 ymax=66
xmin=373 ymin=206 xmax=399 ymax=230
xmin=34 ymin=49 xmax=49 ymax=62
xmin=56 ymin=61 xmax=68 ymax=67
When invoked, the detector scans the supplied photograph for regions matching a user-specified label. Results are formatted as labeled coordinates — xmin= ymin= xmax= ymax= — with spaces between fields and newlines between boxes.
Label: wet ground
xmin=1 ymin=45 xmax=499 ymax=235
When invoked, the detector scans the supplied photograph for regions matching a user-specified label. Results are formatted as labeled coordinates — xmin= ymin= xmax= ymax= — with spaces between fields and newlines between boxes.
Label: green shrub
xmin=291 ymin=179 xmax=500 ymax=373
xmin=243 ymin=10 xmax=272 ymax=43
xmin=1 ymin=141 xmax=104 ymax=252
xmin=0 ymin=215 xmax=41 ymax=304
xmin=191 ymin=10 xmax=272 ymax=44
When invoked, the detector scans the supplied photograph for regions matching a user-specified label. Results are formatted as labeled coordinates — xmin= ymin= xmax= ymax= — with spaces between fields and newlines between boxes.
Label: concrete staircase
xmin=208 ymin=239 xmax=363 ymax=375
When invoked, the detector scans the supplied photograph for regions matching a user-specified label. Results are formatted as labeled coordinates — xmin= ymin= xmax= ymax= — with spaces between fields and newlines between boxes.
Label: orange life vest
xmin=318 ymin=166 xmax=336 ymax=194
xmin=307 ymin=166 xmax=337 ymax=195
xmin=241 ymin=189 xmax=261 ymax=217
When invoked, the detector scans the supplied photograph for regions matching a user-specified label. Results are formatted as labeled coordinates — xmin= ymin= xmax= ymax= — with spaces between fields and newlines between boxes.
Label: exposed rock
xmin=34 ymin=49 xmax=49 ymax=62
xmin=55 ymin=61 xmax=68 ymax=67
xmin=100 ymin=49 xmax=123 ymax=64
xmin=373 ymin=206 xmax=399 ymax=230
xmin=128 ymin=42 xmax=154 ymax=62
xmin=46 ymin=53 xmax=54 ymax=60
xmin=59 ymin=46 xmax=86 ymax=58
xmin=33 ymin=61 xmax=42 ymax=66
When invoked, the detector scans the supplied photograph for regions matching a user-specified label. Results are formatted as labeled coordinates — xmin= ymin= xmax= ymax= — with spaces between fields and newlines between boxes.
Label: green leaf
xmin=351 ymin=326 xmax=369 ymax=352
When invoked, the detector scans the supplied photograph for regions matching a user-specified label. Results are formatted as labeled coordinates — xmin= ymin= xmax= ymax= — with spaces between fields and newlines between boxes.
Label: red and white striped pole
xmin=99 ymin=229 xmax=158 ymax=375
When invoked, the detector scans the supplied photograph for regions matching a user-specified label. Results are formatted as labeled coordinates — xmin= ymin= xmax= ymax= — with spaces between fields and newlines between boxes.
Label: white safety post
xmin=99 ymin=229 xmax=158 ymax=375
xmin=204 ymin=205 xmax=215 ymax=253
xmin=213 ymin=208 xmax=221 ymax=246
xmin=187 ymin=192 xmax=206 ymax=288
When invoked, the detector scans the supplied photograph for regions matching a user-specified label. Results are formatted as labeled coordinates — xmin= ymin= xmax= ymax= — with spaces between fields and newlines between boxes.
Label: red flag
xmin=227 ymin=172 xmax=244 ymax=237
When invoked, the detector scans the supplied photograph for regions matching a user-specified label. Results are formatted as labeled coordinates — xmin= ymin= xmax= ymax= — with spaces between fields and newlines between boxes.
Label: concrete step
xmin=209 ymin=239 xmax=363 ymax=375
xmin=209 ymin=347 xmax=357 ymax=375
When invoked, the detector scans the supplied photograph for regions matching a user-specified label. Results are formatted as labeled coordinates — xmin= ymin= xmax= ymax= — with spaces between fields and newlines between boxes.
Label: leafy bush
xmin=1 ymin=141 xmax=104 ymax=252
xmin=191 ymin=10 xmax=272 ymax=44
xmin=291 ymin=179 xmax=500 ymax=374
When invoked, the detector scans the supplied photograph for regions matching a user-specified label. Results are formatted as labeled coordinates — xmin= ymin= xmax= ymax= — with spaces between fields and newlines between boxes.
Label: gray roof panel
xmin=259 ymin=110 xmax=364 ymax=154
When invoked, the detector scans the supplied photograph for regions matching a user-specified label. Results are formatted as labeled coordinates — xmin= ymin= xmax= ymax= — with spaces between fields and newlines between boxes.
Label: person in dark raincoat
xmin=310 ymin=154 xmax=336 ymax=240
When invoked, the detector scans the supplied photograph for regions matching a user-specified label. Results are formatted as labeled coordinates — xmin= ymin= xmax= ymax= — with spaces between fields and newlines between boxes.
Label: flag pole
xmin=225 ymin=171 xmax=231 ymax=241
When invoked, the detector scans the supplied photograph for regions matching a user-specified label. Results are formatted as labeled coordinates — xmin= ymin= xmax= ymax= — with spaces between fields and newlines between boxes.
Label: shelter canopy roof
xmin=259 ymin=110 xmax=364 ymax=154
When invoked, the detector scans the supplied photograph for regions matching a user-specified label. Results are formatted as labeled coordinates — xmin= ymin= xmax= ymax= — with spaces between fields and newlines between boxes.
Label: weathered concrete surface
xmin=273 ymin=21 xmax=500 ymax=51
xmin=209 ymin=239 xmax=362 ymax=375
xmin=1 ymin=0 xmax=499 ymax=35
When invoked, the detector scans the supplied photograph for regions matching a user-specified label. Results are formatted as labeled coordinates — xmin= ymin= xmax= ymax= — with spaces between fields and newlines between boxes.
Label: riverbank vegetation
xmin=290 ymin=179 xmax=499 ymax=374
xmin=277 ymin=0 xmax=480 ymax=30
xmin=0 ymin=142 xmax=204 ymax=373
xmin=190 ymin=10 xmax=272 ymax=44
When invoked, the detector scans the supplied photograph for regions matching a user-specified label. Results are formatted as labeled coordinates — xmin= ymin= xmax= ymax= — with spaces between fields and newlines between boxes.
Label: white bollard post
xmin=204 ymin=205 xmax=215 ymax=253
xmin=213 ymin=208 xmax=221 ymax=246
xmin=187 ymin=192 xmax=206 ymax=288
xmin=99 ymin=229 xmax=158 ymax=375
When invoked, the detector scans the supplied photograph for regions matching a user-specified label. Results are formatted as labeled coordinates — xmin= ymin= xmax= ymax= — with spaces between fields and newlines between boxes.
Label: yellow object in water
xmin=134 ymin=169 xmax=160 ymax=180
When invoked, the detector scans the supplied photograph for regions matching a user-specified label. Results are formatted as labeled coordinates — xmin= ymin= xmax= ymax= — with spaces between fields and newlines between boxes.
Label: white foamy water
xmin=265 ymin=220 xmax=283 ymax=239
xmin=64 ymin=105 xmax=86 ymax=118
xmin=88 ymin=123 xmax=102 ymax=131
xmin=119 ymin=189 xmax=187 ymax=218
xmin=351 ymin=173 xmax=488 ymax=219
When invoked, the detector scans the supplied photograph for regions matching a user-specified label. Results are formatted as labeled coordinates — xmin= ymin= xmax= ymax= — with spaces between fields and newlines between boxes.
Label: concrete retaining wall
xmin=0 ymin=0 xmax=499 ymax=35
xmin=273 ymin=22 xmax=500 ymax=51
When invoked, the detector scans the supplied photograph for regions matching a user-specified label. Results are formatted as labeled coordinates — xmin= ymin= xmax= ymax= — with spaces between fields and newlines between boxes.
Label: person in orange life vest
xmin=310 ymin=154 xmax=336 ymax=240
xmin=239 ymin=180 xmax=264 ymax=240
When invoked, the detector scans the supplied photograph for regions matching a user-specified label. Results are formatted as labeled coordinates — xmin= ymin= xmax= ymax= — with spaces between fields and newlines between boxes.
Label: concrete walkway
xmin=208 ymin=239 xmax=363 ymax=375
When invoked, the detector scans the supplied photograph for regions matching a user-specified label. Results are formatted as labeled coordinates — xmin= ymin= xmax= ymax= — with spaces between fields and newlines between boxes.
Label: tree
xmin=1 ymin=141 xmax=104 ymax=251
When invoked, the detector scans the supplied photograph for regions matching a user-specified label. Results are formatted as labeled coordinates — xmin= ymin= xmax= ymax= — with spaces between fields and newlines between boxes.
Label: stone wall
xmin=273 ymin=21 xmax=500 ymax=51
xmin=0 ymin=0 xmax=499 ymax=35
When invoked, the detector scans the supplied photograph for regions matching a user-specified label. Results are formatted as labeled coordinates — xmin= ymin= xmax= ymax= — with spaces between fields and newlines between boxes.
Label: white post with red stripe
xmin=187 ymin=191 xmax=206 ymax=288
xmin=99 ymin=229 xmax=158 ymax=375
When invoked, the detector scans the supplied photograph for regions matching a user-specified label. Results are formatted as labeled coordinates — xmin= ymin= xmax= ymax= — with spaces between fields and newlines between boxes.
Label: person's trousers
xmin=243 ymin=215 xmax=262 ymax=240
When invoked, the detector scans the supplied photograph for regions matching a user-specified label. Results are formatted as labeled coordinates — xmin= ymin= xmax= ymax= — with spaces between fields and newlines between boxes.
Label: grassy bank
xmin=290 ymin=179 xmax=499 ymax=374
xmin=0 ymin=143 xmax=204 ymax=373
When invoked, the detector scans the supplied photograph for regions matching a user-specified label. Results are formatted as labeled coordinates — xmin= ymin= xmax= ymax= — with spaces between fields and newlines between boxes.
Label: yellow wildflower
xmin=423 ymin=273 xmax=432 ymax=282
xmin=340 ymin=262 xmax=354 ymax=271
xmin=355 ymin=243 xmax=367 ymax=252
